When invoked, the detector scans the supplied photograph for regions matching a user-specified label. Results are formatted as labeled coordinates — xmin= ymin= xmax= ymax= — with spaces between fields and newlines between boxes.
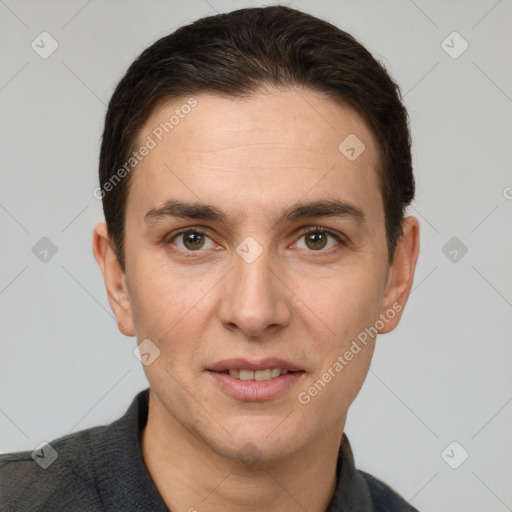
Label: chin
xmin=199 ymin=416 xmax=308 ymax=463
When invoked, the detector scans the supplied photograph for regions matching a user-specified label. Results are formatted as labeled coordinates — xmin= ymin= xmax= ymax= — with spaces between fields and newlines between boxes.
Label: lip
xmin=207 ymin=357 xmax=303 ymax=372
xmin=206 ymin=357 xmax=306 ymax=401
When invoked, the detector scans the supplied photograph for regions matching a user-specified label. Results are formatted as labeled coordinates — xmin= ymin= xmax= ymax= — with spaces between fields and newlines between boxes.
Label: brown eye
xmin=182 ymin=231 xmax=206 ymax=250
xmin=295 ymin=227 xmax=343 ymax=252
xmin=304 ymin=231 xmax=328 ymax=250
xmin=167 ymin=229 xmax=216 ymax=253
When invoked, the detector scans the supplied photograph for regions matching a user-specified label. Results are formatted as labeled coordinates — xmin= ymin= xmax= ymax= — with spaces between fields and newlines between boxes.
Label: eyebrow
xmin=144 ymin=198 xmax=366 ymax=226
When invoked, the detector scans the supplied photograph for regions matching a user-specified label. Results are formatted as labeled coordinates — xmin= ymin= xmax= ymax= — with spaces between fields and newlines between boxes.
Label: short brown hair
xmin=98 ymin=5 xmax=414 ymax=270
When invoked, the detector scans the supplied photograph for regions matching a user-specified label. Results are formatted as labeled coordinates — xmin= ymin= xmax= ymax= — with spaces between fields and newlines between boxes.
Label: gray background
xmin=1 ymin=1 xmax=511 ymax=510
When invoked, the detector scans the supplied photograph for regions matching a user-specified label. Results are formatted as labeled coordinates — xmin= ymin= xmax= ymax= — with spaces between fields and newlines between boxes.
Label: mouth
xmin=214 ymin=368 xmax=301 ymax=381
xmin=206 ymin=358 xmax=306 ymax=401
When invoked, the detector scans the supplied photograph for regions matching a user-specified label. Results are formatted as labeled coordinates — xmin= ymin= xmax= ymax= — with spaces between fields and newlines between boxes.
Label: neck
xmin=140 ymin=393 xmax=344 ymax=512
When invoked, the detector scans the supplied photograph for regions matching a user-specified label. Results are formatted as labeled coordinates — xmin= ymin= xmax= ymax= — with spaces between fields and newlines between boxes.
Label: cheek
xmin=127 ymin=259 xmax=205 ymax=353
xmin=295 ymin=278 xmax=378 ymax=427
xmin=294 ymin=335 xmax=376 ymax=444
xmin=290 ymin=265 xmax=382 ymax=410
xmin=290 ymin=264 xmax=385 ymax=340
xmin=128 ymin=264 xmax=223 ymax=389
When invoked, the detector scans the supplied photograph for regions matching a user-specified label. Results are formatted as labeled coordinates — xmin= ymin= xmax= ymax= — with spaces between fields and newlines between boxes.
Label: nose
xmin=219 ymin=245 xmax=291 ymax=338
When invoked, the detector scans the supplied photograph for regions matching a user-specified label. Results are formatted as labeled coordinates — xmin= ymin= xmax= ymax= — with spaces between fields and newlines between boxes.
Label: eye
xmin=166 ymin=229 xmax=217 ymax=253
xmin=164 ymin=226 xmax=345 ymax=256
xmin=294 ymin=227 xmax=344 ymax=252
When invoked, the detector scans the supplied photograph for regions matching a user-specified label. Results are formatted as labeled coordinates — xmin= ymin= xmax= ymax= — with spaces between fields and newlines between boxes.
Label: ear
xmin=92 ymin=222 xmax=135 ymax=337
xmin=378 ymin=216 xmax=420 ymax=334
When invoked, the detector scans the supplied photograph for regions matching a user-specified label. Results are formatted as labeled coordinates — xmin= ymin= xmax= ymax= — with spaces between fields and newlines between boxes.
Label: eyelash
xmin=164 ymin=226 xmax=346 ymax=257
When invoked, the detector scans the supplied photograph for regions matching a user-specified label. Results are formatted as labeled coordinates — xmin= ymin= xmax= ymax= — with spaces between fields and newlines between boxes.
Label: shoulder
xmin=0 ymin=425 xmax=107 ymax=511
xmin=357 ymin=470 xmax=420 ymax=512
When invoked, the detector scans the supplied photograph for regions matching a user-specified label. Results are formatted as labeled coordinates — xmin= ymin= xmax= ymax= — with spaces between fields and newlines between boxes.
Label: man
xmin=0 ymin=5 xmax=420 ymax=511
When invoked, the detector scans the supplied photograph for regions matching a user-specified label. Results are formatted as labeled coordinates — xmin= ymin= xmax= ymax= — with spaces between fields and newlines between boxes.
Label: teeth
xmin=255 ymin=369 xmax=272 ymax=381
xmin=239 ymin=369 xmax=254 ymax=380
xmin=226 ymin=368 xmax=291 ymax=380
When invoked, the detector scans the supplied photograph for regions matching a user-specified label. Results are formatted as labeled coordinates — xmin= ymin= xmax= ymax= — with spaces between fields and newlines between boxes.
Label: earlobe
xmin=378 ymin=216 xmax=420 ymax=334
xmin=92 ymin=222 xmax=136 ymax=337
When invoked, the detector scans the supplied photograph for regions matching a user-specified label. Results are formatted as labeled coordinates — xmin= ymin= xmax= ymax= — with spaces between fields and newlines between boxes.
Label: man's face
xmin=118 ymin=88 xmax=397 ymax=460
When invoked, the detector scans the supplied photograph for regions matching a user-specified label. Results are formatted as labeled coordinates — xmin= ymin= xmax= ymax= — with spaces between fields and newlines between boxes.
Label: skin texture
xmin=93 ymin=87 xmax=420 ymax=512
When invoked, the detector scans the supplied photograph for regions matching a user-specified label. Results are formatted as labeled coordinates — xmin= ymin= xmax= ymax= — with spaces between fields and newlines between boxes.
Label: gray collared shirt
xmin=0 ymin=388 xmax=419 ymax=511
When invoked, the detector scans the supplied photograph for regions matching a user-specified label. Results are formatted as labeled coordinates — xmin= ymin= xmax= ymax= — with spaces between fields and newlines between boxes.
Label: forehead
xmin=127 ymin=88 xmax=383 ymax=227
